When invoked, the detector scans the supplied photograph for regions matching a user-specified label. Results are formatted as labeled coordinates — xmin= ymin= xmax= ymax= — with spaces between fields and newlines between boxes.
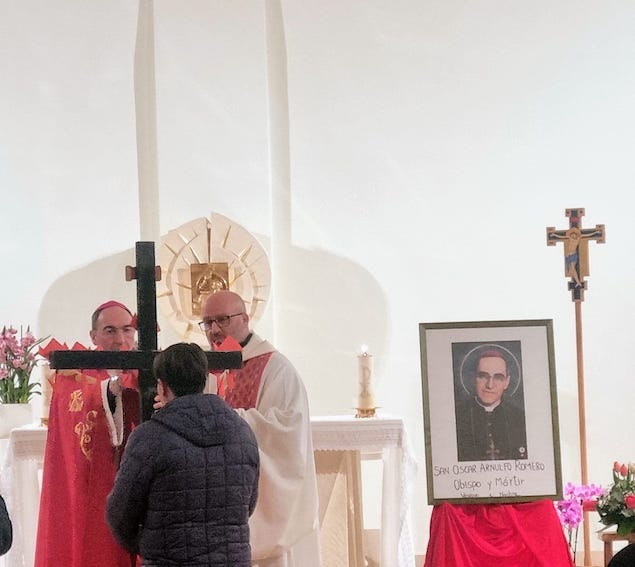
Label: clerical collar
xmin=474 ymin=398 xmax=502 ymax=412
xmin=240 ymin=333 xmax=253 ymax=348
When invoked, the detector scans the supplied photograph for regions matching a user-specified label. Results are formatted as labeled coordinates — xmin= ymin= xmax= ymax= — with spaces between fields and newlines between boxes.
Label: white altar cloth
xmin=311 ymin=415 xmax=417 ymax=567
xmin=0 ymin=423 xmax=46 ymax=567
xmin=0 ymin=416 xmax=417 ymax=567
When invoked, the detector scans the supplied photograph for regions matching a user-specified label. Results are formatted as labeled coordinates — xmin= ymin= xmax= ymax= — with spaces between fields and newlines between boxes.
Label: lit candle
xmin=357 ymin=345 xmax=376 ymax=410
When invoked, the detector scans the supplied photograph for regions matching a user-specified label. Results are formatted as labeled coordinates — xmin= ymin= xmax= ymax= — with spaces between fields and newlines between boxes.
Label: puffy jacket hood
xmin=151 ymin=394 xmax=228 ymax=447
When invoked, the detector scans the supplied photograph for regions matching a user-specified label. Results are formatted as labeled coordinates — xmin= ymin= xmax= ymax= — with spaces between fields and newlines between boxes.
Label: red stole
xmin=219 ymin=352 xmax=273 ymax=409
xmin=35 ymin=370 xmax=138 ymax=567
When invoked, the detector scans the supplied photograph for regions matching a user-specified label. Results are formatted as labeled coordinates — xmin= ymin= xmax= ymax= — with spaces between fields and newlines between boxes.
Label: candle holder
xmin=355 ymin=407 xmax=377 ymax=419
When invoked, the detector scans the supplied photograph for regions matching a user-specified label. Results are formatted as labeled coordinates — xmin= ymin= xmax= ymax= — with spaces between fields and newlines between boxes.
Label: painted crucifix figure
xmin=546 ymin=208 xmax=605 ymax=302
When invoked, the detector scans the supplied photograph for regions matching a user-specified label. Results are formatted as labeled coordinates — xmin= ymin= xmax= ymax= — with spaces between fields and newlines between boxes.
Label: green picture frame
xmin=419 ymin=319 xmax=562 ymax=505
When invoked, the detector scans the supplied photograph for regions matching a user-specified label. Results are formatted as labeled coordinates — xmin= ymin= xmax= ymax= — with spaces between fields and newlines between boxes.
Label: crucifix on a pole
xmin=546 ymin=208 xmax=605 ymax=567
xmin=49 ymin=241 xmax=243 ymax=422
xmin=546 ymin=208 xmax=605 ymax=302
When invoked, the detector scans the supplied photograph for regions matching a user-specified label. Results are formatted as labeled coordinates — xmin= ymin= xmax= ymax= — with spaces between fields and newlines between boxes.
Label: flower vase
xmin=0 ymin=403 xmax=32 ymax=438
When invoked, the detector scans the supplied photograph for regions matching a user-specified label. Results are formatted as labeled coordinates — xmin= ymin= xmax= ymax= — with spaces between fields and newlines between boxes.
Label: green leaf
xmin=617 ymin=517 xmax=635 ymax=536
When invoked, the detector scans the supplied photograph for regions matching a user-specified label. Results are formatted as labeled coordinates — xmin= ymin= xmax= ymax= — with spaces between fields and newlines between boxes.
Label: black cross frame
xmin=48 ymin=242 xmax=242 ymax=421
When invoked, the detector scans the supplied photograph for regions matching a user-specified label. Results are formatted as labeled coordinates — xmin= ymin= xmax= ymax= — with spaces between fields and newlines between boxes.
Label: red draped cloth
xmin=423 ymin=500 xmax=574 ymax=567
xmin=35 ymin=369 xmax=139 ymax=567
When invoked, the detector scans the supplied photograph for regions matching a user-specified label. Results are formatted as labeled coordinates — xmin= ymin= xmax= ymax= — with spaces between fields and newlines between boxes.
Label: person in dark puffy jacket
xmin=608 ymin=543 xmax=635 ymax=567
xmin=0 ymin=494 xmax=12 ymax=556
xmin=106 ymin=342 xmax=259 ymax=567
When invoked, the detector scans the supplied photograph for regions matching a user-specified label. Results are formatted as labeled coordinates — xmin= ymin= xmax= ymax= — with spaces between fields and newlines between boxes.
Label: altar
xmin=0 ymin=415 xmax=416 ymax=567
xmin=0 ymin=424 xmax=46 ymax=567
xmin=312 ymin=415 xmax=417 ymax=567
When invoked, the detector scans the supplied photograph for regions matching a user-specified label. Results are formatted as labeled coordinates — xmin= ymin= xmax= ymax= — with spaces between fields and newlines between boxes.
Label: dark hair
xmin=152 ymin=343 xmax=207 ymax=397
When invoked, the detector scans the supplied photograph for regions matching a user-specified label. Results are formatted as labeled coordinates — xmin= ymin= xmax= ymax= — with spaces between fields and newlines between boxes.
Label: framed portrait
xmin=419 ymin=319 xmax=562 ymax=505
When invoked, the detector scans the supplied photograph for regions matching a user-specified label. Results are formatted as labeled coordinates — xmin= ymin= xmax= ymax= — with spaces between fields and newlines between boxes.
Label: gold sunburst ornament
xmin=157 ymin=214 xmax=271 ymax=341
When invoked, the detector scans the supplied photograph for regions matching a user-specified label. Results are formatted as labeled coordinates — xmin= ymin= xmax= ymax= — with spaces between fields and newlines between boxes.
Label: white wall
xmin=2 ymin=0 xmax=635 ymax=557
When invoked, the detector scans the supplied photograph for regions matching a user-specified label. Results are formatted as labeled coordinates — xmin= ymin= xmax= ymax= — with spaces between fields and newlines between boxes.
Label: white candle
xmin=357 ymin=346 xmax=376 ymax=410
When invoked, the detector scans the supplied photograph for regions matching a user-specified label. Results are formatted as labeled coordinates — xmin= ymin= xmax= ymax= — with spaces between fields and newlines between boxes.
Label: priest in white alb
xmin=200 ymin=290 xmax=321 ymax=567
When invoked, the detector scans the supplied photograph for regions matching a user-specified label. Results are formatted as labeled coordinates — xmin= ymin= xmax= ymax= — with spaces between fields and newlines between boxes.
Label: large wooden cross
xmin=48 ymin=241 xmax=242 ymax=421
xmin=546 ymin=208 xmax=605 ymax=567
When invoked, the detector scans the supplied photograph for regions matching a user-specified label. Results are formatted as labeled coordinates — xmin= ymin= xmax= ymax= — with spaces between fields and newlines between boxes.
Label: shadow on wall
xmin=274 ymin=245 xmax=387 ymax=416
xmin=38 ymin=248 xmax=137 ymax=345
xmin=36 ymin=242 xmax=387 ymax=417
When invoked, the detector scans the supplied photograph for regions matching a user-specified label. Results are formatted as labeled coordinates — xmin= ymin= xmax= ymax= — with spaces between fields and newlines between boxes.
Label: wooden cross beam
xmin=48 ymin=241 xmax=242 ymax=421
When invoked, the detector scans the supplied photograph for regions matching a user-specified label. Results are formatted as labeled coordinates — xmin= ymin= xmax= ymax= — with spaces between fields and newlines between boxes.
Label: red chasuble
xmin=35 ymin=370 xmax=138 ymax=567
xmin=424 ymin=501 xmax=574 ymax=567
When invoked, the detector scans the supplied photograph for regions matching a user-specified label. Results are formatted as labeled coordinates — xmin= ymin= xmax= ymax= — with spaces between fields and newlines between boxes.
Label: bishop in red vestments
xmin=35 ymin=301 xmax=140 ymax=567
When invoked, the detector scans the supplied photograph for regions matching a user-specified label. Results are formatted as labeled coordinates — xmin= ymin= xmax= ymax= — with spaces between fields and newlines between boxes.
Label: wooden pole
xmin=574 ymin=300 xmax=592 ymax=566
xmin=547 ymin=210 xmax=605 ymax=567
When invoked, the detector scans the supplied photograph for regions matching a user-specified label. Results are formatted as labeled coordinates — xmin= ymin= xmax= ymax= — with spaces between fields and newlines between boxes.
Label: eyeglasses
xmin=476 ymin=371 xmax=507 ymax=382
xmin=96 ymin=325 xmax=136 ymax=337
xmin=198 ymin=313 xmax=244 ymax=331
